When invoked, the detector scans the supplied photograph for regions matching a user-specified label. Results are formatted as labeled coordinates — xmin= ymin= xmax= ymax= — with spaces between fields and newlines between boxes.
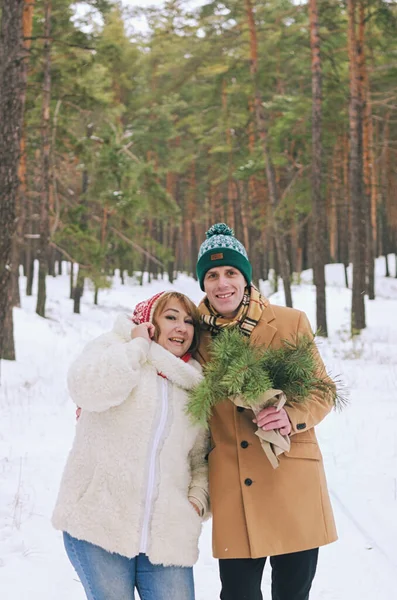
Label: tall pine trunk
xmin=10 ymin=0 xmax=36 ymax=311
xmin=36 ymin=1 xmax=51 ymax=317
xmin=73 ymin=132 xmax=90 ymax=313
xmin=358 ymin=2 xmax=375 ymax=300
xmin=310 ymin=0 xmax=328 ymax=336
xmin=244 ymin=0 xmax=292 ymax=307
xmin=0 ymin=0 xmax=26 ymax=362
xmin=347 ymin=0 xmax=366 ymax=333
xmin=341 ymin=135 xmax=350 ymax=286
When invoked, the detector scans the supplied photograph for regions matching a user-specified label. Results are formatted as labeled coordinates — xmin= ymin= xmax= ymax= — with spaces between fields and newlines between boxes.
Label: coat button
xmin=237 ymin=406 xmax=245 ymax=412
xmin=244 ymin=478 xmax=253 ymax=486
xmin=297 ymin=423 xmax=306 ymax=430
xmin=240 ymin=441 xmax=249 ymax=449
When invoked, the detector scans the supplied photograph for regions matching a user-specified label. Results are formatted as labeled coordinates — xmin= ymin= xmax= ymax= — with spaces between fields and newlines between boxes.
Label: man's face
xmin=203 ymin=266 xmax=246 ymax=318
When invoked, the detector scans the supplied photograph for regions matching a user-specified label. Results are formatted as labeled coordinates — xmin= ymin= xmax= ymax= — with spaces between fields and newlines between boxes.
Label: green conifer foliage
xmin=187 ymin=327 xmax=345 ymax=426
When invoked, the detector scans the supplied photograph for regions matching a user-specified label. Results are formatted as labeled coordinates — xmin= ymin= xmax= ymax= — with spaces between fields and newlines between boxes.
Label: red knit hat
xmin=131 ymin=291 xmax=166 ymax=325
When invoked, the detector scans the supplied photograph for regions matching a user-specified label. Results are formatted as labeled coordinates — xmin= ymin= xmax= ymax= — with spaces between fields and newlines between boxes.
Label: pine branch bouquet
xmin=188 ymin=328 xmax=344 ymax=468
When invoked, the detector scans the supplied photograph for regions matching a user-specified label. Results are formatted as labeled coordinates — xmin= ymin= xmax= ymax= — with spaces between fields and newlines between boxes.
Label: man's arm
xmin=255 ymin=311 xmax=335 ymax=436
xmin=284 ymin=310 xmax=335 ymax=435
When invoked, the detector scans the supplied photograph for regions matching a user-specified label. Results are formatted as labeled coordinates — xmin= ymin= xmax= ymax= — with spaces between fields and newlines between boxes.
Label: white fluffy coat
xmin=52 ymin=315 xmax=209 ymax=567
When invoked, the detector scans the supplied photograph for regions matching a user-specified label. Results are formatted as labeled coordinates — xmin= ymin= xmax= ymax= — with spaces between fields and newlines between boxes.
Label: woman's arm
xmin=188 ymin=428 xmax=211 ymax=518
xmin=67 ymin=332 xmax=150 ymax=413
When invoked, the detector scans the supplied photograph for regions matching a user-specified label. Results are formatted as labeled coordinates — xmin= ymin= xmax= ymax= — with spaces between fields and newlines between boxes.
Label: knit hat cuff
xmin=196 ymin=247 xmax=252 ymax=291
xmin=131 ymin=291 xmax=166 ymax=324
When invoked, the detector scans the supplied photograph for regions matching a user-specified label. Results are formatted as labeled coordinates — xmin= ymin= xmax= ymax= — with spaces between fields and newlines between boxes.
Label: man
xmin=195 ymin=223 xmax=337 ymax=600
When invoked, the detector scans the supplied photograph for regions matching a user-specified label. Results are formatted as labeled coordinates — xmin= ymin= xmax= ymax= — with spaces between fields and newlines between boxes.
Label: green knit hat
xmin=196 ymin=223 xmax=252 ymax=291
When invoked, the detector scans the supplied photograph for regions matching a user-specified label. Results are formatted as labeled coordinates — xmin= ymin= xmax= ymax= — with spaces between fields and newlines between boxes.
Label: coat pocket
xmin=284 ymin=441 xmax=322 ymax=461
xmin=75 ymin=467 xmax=102 ymax=507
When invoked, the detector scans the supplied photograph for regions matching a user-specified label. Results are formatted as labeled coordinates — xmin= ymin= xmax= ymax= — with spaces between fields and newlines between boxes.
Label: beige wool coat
xmin=196 ymin=299 xmax=337 ymax=559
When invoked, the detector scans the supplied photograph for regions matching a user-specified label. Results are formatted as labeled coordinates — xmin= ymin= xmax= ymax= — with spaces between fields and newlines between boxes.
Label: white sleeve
xmin=188 ymin=428 xmax=210 ymax=519
xmin=67 ymin=333 xmax=150 ymax=413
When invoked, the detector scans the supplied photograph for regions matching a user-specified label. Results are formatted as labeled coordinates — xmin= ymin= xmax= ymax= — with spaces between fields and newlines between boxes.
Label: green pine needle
xmin=187 ymin=327 xmax=346 ymax=425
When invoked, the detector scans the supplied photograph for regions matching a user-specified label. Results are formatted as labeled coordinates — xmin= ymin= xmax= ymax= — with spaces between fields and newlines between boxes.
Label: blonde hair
xmin=152 ymin=292 xmax=201 ymax=355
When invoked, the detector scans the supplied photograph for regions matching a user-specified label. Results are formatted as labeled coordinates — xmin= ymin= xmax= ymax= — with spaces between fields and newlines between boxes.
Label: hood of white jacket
xmin=113 ymin=313 xmax=202 ymax=391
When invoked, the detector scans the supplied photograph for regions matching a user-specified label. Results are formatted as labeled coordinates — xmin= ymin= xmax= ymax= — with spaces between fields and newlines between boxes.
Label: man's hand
xmin=131 ymin=322 xmax=155 ymax=341
xmin=253 ymin=406 xmax=292 ymax=436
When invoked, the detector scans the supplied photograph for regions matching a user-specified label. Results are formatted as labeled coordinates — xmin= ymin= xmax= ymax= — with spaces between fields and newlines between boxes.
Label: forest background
xmin=0 ymin=0 xmax=397 ymax=363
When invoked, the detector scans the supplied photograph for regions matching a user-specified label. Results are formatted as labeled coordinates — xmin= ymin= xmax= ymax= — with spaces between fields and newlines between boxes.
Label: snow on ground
xmin=1 ymin=257 xmax=397 ymax=600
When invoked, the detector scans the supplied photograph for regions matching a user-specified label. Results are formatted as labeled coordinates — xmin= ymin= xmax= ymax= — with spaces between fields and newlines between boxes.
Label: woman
xmin=52 ymin=291 xmax=209 ymax=600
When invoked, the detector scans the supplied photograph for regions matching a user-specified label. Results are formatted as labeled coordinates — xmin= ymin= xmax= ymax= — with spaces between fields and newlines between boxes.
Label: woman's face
xmin=156 ymin=299 xmax=195 ymax=357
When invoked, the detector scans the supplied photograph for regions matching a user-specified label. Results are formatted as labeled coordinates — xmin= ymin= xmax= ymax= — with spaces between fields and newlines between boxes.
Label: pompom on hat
xmin=132 ymin=291 xmax=165 ymax=325
xmin=196 ymin=223 xmax=252 ymax=291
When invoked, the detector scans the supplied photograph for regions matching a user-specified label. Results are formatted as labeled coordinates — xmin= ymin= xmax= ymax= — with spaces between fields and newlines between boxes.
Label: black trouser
xmin=219 ymin=548 xmax=319 ymax=600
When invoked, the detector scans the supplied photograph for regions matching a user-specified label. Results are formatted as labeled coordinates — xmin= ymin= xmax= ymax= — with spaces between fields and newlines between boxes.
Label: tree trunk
xmin=244 ymin=0 xmax=292 ymax=307
xmin=0 ymin=0 xmax=26 ymax=362
xmin=358 ymin=2 xmax=375 ymax=300
xmin=310 ymin=0 xmax=327 ymax=336
xmin=341 ymin=134 xmax=351 ymax=276
xmin=168 ymin=223 xmax=177 ymax=284
xmin=222 ymin=79 xmax=236 ymax=234
xmin=36 ymin=1 xmax=52 ymax=318
xmin=272 ymin=240 xmax=279 ymax=294
xmin=70 ymin=262 xmax=74 ymax=298
xmin=139 ymin=256 xmax=145 ymax=286
xmin=10 ymin=1 xmax=35 ymax=311
xmin=239 ymin=181 xmax=250 ymax=257
xmin=26 ymin=253 xmax=34 ymax=296
xmin=347 ymin=0 xmax=366 ymax=333
xmin=344 ymin=264 xmax=349 ymax=289
xmin=2 ymin=302 xmax=15 ymax=361
xmin=10 ymin=240 xmax=21 ymax=308
xmin=329 ymin=144 xmax=339 ymax=262
xmin=48 ymin=246 xmax=56 ymax=276
xmin=25 ymin=192 xmax=34 ymax=295
xmin=385 ymin=254 xmax=390 ymax=278
xmin=73 ymin=267 xmax=84 ymax=314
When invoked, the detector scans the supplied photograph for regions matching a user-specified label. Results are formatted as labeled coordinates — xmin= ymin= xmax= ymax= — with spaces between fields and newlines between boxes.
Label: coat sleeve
xmin=284 ymin=311 xmax=336 ymax=436
xmin=188 ymin=428 xmax=211 ymax=519
xmin=67 ymin=332 xmax=150 ymax=413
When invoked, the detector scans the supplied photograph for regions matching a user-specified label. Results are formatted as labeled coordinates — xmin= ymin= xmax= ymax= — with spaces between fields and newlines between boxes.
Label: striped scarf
xmin=199 ymin=284 xmax=266 ymax=337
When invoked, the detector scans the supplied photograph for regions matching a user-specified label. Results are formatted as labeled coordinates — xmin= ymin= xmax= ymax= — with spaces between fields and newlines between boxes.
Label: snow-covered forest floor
xmin=1 ymin=257 xmax=397 ymax=599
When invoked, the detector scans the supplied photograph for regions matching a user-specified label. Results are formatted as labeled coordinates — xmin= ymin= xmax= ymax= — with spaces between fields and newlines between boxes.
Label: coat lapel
xmin=195 ymin=330 xmax=212 ymax=366
xmin=251 ymin=300 xmax=278 ymax=348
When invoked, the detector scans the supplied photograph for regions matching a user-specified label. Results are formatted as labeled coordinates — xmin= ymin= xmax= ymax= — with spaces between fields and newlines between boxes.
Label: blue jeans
xmin=63 ymin=532 xmax=195 ymax=600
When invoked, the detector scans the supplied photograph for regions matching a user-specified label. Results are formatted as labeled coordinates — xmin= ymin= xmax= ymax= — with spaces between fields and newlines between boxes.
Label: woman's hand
xmin=189 ymin=501 xmax=201 ymax=516
xmin=131 ymin=322 xmax=155 ymax=342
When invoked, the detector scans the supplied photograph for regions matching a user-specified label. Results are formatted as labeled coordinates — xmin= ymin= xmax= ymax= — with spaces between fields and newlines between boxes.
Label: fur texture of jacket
xmin=52 ymin=314 xmax=209 ymax=567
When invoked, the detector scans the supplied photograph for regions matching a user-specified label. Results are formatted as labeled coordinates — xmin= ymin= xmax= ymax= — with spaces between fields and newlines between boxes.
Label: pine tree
xmin=0 ymin=0 xmax=27 ymax=362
